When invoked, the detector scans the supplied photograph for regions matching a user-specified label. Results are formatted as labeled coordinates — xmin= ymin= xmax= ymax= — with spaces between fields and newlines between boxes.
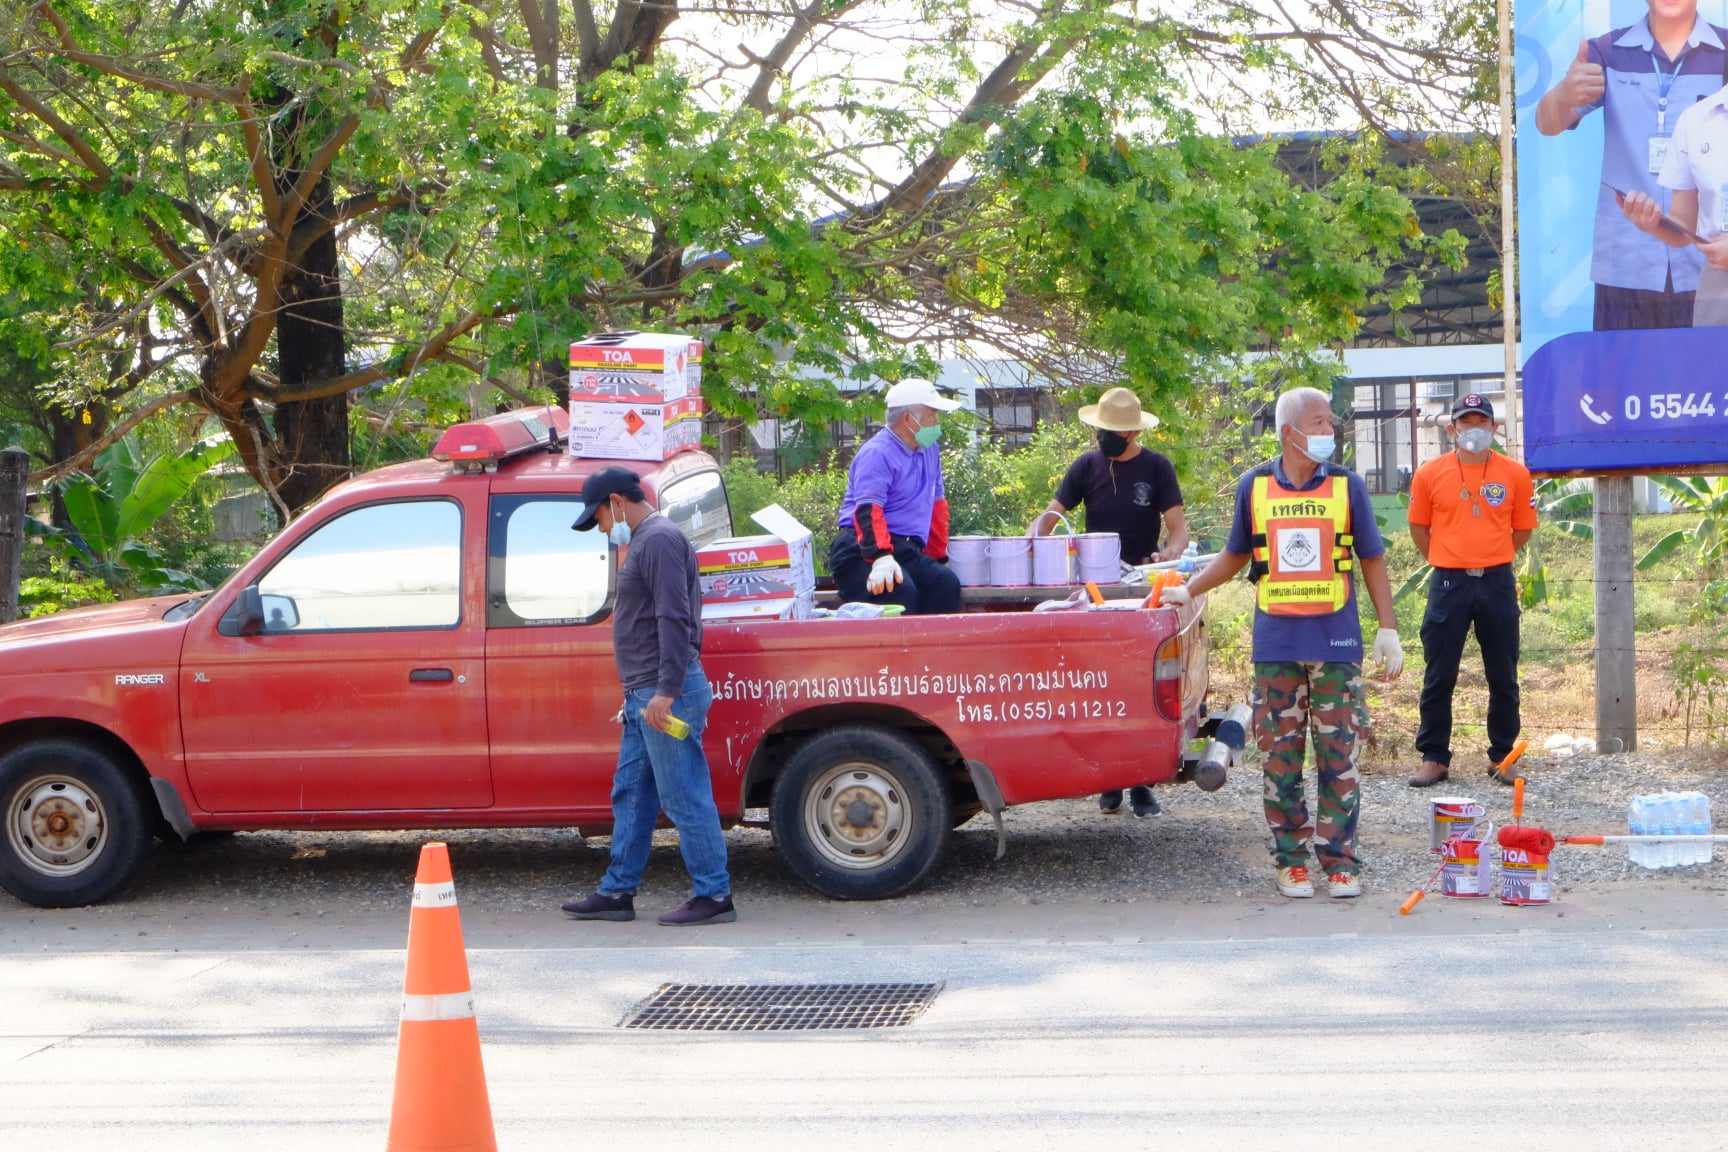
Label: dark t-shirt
xmin=612 ymin=512 xmax=703 ymax=697
xmin=1053 ymin=449 xmax=1183 ymax=564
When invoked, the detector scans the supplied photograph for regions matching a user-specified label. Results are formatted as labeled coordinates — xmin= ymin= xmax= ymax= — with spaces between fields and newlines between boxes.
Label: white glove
xmin=1158 ymin=585 xmax=1192 ymax=608
xmin=1373 ymin=627 xmax=1404 ymax=677
xmin=867 ymin=553 xmax=904 ymax=594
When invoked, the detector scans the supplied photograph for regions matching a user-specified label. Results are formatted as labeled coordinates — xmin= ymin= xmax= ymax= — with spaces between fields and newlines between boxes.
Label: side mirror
xmin=260 ymin=593 xmax=299 ymax=631
xmin=233 ymin=585 xmax=266 ymax=637
xmin=221 ymin=586 xmax=300 ymax=636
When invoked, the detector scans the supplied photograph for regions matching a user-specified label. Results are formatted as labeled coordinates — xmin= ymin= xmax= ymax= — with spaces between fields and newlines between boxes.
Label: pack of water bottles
xmin=1626 ymin=792 xmax=1714 ymax=868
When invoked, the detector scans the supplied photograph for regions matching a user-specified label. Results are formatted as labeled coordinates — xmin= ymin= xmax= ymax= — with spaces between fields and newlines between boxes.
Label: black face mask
xmin=1096 ymin=429 xmax=1130 ymax=458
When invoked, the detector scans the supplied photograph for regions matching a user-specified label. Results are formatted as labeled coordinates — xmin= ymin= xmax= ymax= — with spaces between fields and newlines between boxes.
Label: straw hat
xmin=1078 ymin=387 xmax=1159 ymax=432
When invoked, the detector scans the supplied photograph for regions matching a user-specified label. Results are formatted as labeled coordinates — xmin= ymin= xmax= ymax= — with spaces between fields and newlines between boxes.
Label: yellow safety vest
xmin=1248 ymin=469 xmax=1354 ymax=616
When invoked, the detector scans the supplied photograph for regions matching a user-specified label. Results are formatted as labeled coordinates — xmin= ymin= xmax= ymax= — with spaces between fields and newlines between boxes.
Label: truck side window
xmin=487 ymin=495 xmax=612 ymax=627
xmin=257 ymin=500 xmax=461 ymax=631
xmin=659 ymin=470 xmax=733 ymax=547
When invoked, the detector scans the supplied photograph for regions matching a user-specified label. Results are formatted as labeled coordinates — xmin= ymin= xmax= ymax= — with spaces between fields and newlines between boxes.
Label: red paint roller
xmin=1497 ymin=826 xmax=1556 ymax=856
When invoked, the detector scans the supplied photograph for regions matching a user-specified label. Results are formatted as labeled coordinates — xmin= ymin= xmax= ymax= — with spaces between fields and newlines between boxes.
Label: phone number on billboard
xmin=1617 ymin=392 xmax=1721 ymax=420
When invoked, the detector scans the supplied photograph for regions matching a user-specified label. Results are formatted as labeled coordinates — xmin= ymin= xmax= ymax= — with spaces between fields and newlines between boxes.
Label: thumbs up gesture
xmin=1556 ymin=39 xmax=1605 ymax=107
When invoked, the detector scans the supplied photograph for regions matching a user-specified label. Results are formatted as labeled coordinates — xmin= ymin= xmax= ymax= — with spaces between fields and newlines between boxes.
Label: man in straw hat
xmin=1035 ymin=386 xmax=1188 ymax=817
xmin=830 ymin=378 xmax=964 ymax=615
xmin=1160 ymin=387 xmax=1403 ymax=900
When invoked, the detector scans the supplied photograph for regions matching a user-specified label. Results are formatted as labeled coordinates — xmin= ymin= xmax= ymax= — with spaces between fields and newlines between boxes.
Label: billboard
xmin=1517 ymin=0 xmax=1728 ymax=472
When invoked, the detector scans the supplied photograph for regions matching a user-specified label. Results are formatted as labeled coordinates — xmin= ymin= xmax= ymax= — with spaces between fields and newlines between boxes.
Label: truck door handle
xmin=409 ymin=668 xmax=455 ymax=683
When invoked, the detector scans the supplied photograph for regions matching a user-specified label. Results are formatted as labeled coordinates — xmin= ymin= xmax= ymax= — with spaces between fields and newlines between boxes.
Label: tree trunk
xmin=47 ymin=404 xmax=108 ymax=528
xmin=272 ymin=178 xmax=349 ymax=519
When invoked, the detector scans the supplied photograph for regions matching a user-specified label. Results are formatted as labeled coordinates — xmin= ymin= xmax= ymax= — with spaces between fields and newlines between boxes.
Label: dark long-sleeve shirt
xmin=612 ymin=512 xmax=703 ymax=696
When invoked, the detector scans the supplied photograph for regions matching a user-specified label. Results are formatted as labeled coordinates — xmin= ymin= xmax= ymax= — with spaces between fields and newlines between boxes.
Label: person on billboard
xmin=1620 ymin=82 xmax=1728 ymax=325
xmin=1534 ymin=0 xmax=1727 ymax=330
xmin=1403 ymin=395 xmax=1538 ymax=791
xmin=830 ymin=377 xmax=964 ymax=615
xmin=1158 ymin=388 xmax=1403 ymax=900
xmin=1033 ymin=386 xmax=1188 ymax=818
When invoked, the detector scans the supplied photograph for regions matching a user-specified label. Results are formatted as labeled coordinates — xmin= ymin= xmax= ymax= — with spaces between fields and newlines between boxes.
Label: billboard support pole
xmin=0 ymin=446 xmax=26 ymax=625
xmin=1593 ymin=475 xmax=1637 ymax=752
xmin=1498 ymin=0 xmax=1521 ymax=458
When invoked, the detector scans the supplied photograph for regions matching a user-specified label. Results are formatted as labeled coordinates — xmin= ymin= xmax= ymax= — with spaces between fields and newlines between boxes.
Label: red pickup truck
xmin=0 ymin=407 xmax=1212 ymax=909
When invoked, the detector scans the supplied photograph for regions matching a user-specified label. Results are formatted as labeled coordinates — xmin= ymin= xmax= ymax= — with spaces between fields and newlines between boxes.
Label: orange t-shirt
xmin=1407 ymin=449 xmax=1537 ymax=568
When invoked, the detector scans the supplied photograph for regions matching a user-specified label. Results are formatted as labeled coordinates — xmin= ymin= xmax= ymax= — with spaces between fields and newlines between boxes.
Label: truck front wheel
xmin=0 ymin=739 xmax=151 ymax=908
xmin=770 ymin=725 xmax=953 ymax=900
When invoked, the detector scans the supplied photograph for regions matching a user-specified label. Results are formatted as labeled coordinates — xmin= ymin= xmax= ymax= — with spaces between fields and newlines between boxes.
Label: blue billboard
xmin=1517 ymin=0 xmax=1728 ymax=472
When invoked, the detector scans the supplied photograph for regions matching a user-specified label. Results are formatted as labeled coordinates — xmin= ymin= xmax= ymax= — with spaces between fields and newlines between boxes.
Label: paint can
xmin=1074 ymin=532 xmax=1121 ymax=585
xmin=1030 ymin=534 xmax=1074 ymax=585
xmin=1439 ymin=820 xmax=1492 ymax=899
xmin=1497 ymin=849 xmax=1550 ymax=906
xmin=1430 ymin=796 xmax=1486 ymax=853
xmin=947 ymin=536 xmax=991 ymax=587
xmin=986 ymin=536 xmax=1032 ymax=586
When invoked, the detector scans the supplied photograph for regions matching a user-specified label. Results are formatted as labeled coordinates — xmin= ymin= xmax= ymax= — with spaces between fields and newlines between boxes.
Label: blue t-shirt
xmin=1223 ymin=459 xmax=1385 ymax=665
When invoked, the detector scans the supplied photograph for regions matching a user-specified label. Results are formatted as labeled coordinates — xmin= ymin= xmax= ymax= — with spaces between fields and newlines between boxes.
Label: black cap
xmin=571 ymin=466 xmax=645 ymax=531
xmin=1452 ymin=392 xmax=1494 ymax=420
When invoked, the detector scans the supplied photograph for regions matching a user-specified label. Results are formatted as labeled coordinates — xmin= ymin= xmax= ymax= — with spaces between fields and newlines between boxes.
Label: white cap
xmin=884 ymin=377 xmax=962 ymax=412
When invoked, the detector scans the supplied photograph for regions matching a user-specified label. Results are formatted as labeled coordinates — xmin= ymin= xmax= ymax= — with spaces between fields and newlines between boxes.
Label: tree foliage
xmin=0 ymin=0 xmax=1476 ymax=508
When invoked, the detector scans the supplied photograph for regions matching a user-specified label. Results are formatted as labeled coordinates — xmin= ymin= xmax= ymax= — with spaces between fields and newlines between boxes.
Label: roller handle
xmin=1399 ymin=890 xmax=1426 ymax=915
xmin=1512 ymin=777 xmax=1525 ymax=824
xmin=1565 ymin=835 xmax=1605 ymax=845
xmin=1084 ymin=581 xmax=1105 ymax=605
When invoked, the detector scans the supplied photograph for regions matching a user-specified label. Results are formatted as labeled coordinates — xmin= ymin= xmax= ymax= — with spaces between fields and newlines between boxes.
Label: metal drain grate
xmin=623 ymin=982 xmax=942 ymax=1032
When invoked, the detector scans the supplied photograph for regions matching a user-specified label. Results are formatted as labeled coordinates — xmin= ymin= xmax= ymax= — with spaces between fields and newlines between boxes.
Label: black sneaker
xmin=561 ymin=891 xmax=635 ymax=921
xmin=1129 ymin=786 xmax=1161 ymax=818
xmin=1099 ymin=790 xmax=1124 ymax=814
xmin=658 ymin=895 xmax=737 ymax=926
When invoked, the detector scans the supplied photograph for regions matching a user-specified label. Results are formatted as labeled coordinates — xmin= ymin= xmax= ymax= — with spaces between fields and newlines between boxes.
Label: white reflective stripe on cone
xmin=401 ymin=992 xmax=475 ymax=1021
xmin=411 ymin=881 xmax=457 ymax=908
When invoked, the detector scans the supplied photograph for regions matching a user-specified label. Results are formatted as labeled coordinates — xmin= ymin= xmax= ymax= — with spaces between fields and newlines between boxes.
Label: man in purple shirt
xmin=831 ymin=378 xmax=963 ymax=615
xmin=1536 ymin=0 xmax=1726 ymax=329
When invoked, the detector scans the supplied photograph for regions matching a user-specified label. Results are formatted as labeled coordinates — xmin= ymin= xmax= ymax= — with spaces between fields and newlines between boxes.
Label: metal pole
xmin=0 ymin=446 xmax=28 ymax=625
xmin=1593 ymin=475 xmax=1637 ymax=752
xmin=1498 ymin=0 xmax=1522 ymax=458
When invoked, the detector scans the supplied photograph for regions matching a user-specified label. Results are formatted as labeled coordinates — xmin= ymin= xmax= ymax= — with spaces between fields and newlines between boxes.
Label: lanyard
xmin=1652 ymin=45 xmax=1690 ymax=133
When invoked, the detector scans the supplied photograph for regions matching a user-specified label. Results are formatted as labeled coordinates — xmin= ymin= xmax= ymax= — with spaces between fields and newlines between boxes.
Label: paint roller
xmin=1488 ymin=738 xmax=1529 ymax=785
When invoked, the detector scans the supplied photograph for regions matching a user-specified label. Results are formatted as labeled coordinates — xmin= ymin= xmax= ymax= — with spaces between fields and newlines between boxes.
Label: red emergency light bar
xmin=430 ymin=406 xmax=568 ymax=471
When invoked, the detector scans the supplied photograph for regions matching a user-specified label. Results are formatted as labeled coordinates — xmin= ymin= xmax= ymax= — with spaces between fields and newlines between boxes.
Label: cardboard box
xmin=569 ymin=332 xmax=702 ymax=403
xmin=696 ymin=504 xmax=815 ymax=618
xmin=701 ymin=599 xmax=797 ymax=624
xmin=568 ymin=395 xmax=704 ymax=462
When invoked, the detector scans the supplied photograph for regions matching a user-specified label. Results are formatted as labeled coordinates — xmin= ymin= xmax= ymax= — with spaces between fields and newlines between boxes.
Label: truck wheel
xmin=770 ymin=725 xmax=953 ymax=900
xmin=0 ymin=740 xmax=151 ymax=908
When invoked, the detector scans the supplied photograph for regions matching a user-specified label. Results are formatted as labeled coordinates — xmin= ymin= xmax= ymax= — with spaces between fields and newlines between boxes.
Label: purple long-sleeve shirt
xmin=835 ymin=427 xmax=945 ymax=541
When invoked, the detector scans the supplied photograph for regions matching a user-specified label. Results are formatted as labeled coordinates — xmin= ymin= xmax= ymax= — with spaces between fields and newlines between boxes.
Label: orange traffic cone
xmin=387 ymin=842 xmax=497 ymax=1151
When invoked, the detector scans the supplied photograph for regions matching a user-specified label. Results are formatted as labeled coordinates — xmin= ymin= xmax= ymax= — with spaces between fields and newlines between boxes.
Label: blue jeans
xmin=599 ymin=661 xmax=731 ymax=901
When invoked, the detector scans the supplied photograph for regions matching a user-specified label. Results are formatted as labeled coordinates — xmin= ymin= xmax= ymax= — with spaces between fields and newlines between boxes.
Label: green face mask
xmin=914 ymin=421 xmax=942 ymax=448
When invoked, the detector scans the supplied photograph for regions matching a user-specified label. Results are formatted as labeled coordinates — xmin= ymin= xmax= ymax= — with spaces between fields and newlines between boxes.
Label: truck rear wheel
xmin=770 ymin=725 xmax=952 ymax=900
xmin=0 ymin=739 xmax=151 ymax=908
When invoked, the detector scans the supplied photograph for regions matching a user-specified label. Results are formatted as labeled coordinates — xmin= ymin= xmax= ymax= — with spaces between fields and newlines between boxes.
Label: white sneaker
xmin=1327 ymin=872 xmax=1362 ymax=898
xmin=1275 ymin=865 xmax=1314 ymax=898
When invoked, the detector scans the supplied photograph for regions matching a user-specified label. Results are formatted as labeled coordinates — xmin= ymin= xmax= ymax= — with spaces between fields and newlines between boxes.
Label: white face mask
xmin=606 ymin=499 xmax=632 ymax=547
xmin=1457 ymin=427 xmax=1492 ymax=454
xmin=1298 ymin=432 xmax=1335 ymax=463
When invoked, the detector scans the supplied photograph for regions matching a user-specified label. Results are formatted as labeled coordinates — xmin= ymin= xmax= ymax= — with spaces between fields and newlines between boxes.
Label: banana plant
xmin=1393 ymin=478 xmax=1592 ymax=608
xmin=33 ymin=435 xmax=235 ymax=593
xmin=1636 ymin=476 xmax=1728 ymax=582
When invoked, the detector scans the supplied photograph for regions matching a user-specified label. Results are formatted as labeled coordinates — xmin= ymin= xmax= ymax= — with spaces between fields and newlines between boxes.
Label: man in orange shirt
xmin=1405 ymin=394 xmax=1538 ymax=788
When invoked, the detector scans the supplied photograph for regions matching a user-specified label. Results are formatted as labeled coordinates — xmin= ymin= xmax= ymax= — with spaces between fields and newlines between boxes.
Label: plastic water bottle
xmin=1178 ymin=541 xmax=1200 ymax=574
xmin=1627 ymin=795 xmax=1651 ymax=869
xmin=1683 ymin=792 xmax=1713 ymax=865
xmin=1658 ymin=792 xmax=1681 ymax=868
xmin=1700 ymin=793 xmax=1715 ymax=864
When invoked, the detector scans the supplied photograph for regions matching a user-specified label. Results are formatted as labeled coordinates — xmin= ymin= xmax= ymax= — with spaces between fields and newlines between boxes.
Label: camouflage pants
xmin=1251 ymin=661 xmax=1369 ymax=875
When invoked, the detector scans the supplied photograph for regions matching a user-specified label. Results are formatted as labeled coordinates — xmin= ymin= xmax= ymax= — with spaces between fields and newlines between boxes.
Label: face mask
xmin=606 ymin=500 xmax=632 ymax=547
xmin=914 ymin=421 xmax=942 ymax=448
xmin=1096 ymin=430 xmax=1131 ymax=457
xmin=1297 ymin=432 xmax=1335 ymax=463
xmin=1457 ymin=427 xmax=1492 ymax=454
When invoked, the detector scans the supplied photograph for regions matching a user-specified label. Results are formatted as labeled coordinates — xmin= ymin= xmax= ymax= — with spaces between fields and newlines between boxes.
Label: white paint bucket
xmin=1430 ymin=796 xmax=1486 ymax=853
xmin=1439 ymin=820 xmax=1492 ymax=899
xmin=947 ymin=536 xmax=991 ymax=587
xmin=1074 ymin=532 xmax=1121 ymax=585
xmin=986 ymin=536 xmax=1032 ymax=586
xmin=1030 ymin=534 xmax=1074 ymax=586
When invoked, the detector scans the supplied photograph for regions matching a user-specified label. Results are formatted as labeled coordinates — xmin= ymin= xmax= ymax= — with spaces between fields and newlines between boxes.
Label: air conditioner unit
xmin=1419 ymin=380 xmax=1456 ymax=400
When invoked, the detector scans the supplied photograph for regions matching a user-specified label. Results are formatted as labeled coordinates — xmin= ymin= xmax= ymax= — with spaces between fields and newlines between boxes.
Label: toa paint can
xmin=947 ymin=536 xmax=991 ymax=587
xmin=1430 ymin=796 xmax=1485 ymax=853
xmin=1439 ymin=820 xmax=1492 ymax=899
xmin=1497 ymin=845 xmax=1551 ymax=906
